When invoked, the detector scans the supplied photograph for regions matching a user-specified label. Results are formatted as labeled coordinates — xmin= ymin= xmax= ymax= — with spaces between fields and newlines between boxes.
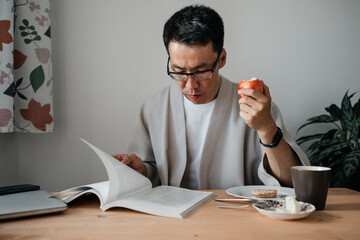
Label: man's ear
xmin=219 ymin=48 xmax=227 ymax=69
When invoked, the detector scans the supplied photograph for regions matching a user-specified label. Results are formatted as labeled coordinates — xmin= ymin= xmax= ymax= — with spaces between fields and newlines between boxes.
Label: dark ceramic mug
xmin=291 ymin=166 xmax=331 ymax=210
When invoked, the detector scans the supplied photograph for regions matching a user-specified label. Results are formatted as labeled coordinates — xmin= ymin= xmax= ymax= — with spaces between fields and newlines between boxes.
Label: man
xmin=113 ymin=5 xmax=309 ymax=189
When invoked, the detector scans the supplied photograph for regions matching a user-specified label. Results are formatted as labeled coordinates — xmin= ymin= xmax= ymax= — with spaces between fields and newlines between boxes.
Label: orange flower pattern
xmin=20 ymin=99 xmax=53 ymax=131
xmin=0 ymin=20 xmax=13 ymax=51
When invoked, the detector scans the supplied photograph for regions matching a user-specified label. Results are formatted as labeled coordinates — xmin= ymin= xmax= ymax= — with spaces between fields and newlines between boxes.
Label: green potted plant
xmin=297 ymin=91 xmax=360 ymax=191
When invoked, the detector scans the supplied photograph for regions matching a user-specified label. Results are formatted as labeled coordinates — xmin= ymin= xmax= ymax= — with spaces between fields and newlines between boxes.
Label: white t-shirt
xmin=181 ymin=96 xmax=216 ymax=189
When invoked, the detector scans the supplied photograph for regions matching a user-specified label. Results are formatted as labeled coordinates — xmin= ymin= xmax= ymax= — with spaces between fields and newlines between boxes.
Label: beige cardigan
xmin=128 ymin=76 xmax=310 ymax=189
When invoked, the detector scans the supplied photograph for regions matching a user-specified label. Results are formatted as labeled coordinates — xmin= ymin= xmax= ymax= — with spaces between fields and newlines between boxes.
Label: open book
xmin=54 ymin=139 xmax=214 ymax=218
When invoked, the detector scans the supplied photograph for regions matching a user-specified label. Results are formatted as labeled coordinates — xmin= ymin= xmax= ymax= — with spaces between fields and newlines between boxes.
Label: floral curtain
xmin=0 ymin=0 xmax=53 ymax=133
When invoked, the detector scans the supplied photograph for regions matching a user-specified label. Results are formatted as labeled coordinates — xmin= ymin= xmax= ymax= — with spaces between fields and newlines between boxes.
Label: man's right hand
xmin=112 ymin=153 xmax=147 ymax=177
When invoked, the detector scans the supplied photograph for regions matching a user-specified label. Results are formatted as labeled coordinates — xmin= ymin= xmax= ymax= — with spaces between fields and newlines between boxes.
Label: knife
xmin=216 ymin=205 xmax=249 ymax=208
xmin=215 ymin=198 xmax=259 ymax=203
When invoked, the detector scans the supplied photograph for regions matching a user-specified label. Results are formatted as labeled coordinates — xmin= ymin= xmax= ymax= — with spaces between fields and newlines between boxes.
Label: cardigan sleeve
xmin=127 ymin=103 xmax=161 ymax=187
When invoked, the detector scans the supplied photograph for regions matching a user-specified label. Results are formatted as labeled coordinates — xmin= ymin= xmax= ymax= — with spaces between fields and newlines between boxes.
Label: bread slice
xmin=251 ymin=189 xmax=277 ymax=198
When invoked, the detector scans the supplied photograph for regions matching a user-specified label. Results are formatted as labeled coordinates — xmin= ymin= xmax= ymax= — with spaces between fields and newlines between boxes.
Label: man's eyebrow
xmin=171 ymin=62 xmax=209 ymax=71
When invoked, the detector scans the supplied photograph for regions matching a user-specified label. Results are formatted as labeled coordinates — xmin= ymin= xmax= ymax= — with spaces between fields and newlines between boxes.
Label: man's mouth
xmin=187 ymin=94 xmax=201 ymax=100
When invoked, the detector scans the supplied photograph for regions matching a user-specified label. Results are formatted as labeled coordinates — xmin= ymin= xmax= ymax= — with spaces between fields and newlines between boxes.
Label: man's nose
xmin=185 ymin=75 xmax=199 ymax=89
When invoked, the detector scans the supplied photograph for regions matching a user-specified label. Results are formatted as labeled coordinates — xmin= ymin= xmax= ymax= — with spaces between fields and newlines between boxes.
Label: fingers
xmin=238 ymin=88 xmax=262 ymax=100
xmin=262 ymin=83 xmax=271 ymax=98
xmin=238 ymin=85 xmax=273 ymax=131
xmin=112 ymin=153 xmax=147 ymax=176
xmin=238 ymin=82 xmax=271 ymax=111
xmin=112 ymin=154 xmax=127 ymax=161
xmin=239 ymin=95 xmax=266 ymax=114
xmin=112 ymin=154 xmax=133 ymax=166
xmin=237 ymin=82 xmax=271 ymax=100
xmin=121 ymin=153 xmax=139 ymax=166
xmin=112 ymin=154 xmax=134 ymax=165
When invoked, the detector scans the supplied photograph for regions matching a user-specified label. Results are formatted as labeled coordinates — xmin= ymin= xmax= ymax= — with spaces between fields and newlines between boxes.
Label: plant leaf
xmin=309 ymin=153 xmax=322 ymax=166
xmin=325 ymin=151 xmax=347 ymax=167
xmin=308 ymin=138 xmax=343 ymax=153
xmin=308 ymin=139 xmax=344 ymax=164
xmin=331 ymin=169 xmax=346 ymax=187
xmin=296 ymin=133 xmax=325 ymax=145
xmin=30 ymin=65 xmax=45 ymax=92
xmin=297 ymin=114 xmax=335 ymax=133
xmin=321 ymin=129 xmax=339 ymax=140
xmin=351 ymin=116 xmax=360 ymax=145
xmin=348 ymin=91 xmax=357 ymax=99
xmin=325 ymin=104 xmax=341 ymax=121
xmin=307 ymin=141 xmax=320 ymax=154
xmin=354 ymin=98 xmax=360 ymax=118
xmin=344 ymin=150 xmax=360 ymax=178
xmin=340 ymin=90 xmax=355 ymax=132
xmin=317 ymin=141 xmax=351 ymax=163
xmin=328 ymin=154 xmax=345 ymax=168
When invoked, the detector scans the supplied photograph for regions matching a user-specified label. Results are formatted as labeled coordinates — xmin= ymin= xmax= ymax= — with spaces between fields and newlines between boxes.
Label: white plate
xmin=226 ymin=185 xmax=295 ymax=200
xmin=252 ymin=200 xmax=315 ymax=220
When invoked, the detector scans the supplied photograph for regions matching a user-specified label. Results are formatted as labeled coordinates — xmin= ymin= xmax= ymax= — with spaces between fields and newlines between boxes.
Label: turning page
xmin=80 ymin=138 xmax=152 ymax=206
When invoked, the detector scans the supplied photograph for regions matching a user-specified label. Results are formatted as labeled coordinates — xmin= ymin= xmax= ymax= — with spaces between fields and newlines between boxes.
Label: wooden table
xmin=1 ymin=188 xmax=359 ymax=240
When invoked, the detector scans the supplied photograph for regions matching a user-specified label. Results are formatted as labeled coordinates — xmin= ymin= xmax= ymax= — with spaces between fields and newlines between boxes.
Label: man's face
xmin=168 ymin=41 xmax=226 ymax=104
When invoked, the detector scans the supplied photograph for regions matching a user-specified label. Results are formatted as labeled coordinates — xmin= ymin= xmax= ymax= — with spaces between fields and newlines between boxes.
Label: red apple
xmin=238 ymin=78 xmax=264 ymax=98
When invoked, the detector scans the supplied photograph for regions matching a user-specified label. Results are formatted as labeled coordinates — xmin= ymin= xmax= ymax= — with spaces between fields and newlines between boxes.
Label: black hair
xmin=163 ymin=5 xmax=224 ymax=55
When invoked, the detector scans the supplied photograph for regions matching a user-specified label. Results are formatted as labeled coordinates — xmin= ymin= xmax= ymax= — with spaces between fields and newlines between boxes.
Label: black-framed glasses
xmin=167 ymin=54 xmax=221 ymax=81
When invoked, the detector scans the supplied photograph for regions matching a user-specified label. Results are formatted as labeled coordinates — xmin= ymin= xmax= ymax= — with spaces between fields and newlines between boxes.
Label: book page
xmin=104 ymin=186 xmax=214 ymax=218
xmin=80 ymin=139 xmax=152 ymax=205
xmin=52 ymin=181 xmax=109 ymax=206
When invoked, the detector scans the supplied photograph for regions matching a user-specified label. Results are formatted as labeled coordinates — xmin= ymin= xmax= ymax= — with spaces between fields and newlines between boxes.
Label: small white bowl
xmin=252 ymin=199 xmax=316 ymax=220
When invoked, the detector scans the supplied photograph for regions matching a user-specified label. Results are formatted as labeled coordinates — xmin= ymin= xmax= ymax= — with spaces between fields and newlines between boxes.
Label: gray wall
xmin=0 ymin=0 xmax=359 ymax=191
